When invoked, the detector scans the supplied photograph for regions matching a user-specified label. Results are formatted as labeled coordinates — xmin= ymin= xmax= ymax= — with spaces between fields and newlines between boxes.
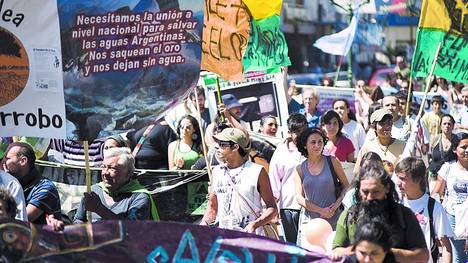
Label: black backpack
xmin=428 ymin=197 xmax=439 ymax=263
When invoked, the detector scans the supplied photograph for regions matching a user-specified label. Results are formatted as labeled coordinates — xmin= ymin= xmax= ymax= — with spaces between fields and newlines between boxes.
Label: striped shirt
xmin=24 ymin=177 xmax=61 ymax=224
xmin=51 ymin=139 xmax=104 ymax=167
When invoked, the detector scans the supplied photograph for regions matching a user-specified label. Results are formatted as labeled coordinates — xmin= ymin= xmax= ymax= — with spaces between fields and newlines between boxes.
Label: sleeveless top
xmin=429 ymin=136 xmax=452 ymax=174
xmin=212 ymin=160 xmax=265 ymax=235
xmin=300 ymin=158 xmax=340 ymax=227
xmin=173 ymin=140 xmax=200 ymax=169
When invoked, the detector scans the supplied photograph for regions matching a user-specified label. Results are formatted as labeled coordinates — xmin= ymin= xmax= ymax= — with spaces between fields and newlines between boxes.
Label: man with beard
xmin=331 ymin=163 xmax=429 ymax=263
xmin=2 ymin=142 xmax=61 ymax=225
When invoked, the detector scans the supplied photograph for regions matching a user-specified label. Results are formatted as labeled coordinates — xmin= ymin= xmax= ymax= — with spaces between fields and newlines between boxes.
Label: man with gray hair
xmin=73 ymin=147 xmax=159 ymax=223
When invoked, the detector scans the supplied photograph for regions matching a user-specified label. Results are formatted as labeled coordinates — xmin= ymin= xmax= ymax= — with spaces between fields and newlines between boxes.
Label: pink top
xmin=323 ymin=136 xmax=355 ymax=162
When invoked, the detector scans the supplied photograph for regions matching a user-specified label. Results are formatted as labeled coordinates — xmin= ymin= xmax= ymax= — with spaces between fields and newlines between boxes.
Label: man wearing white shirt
xmin=268 ymin=113 xmax=307 ymax=243
xmin=395 ymin=157 xmax=453 ymax=263
xmin=0 ymin=170 xmax=27 ymax=221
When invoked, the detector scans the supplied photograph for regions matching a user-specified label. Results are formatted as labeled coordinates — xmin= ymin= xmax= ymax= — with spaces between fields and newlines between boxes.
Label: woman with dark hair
xmin=333 ymin=99 xmax=366 ymax=159
xmin=167 ymin=115 xmax=202 ymax=170
xmin=431 ymin=132 xmax=468 ymax=263
xmin=332 ymin=163 xmax=429 ymax=263
xmin=321 ymin=110 xmax=355 ymax=162
xmin=428 ymin=114 xmax=456 ymax=178
xmin=348 ymin=220 xmax=396 ymax=263
xmin=293 ymin=128 xmax=349 ymax=245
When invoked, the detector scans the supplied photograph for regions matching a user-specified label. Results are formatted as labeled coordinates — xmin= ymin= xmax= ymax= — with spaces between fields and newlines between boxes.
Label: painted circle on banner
xmin=0 ymin=26 xmax=30 ymax=106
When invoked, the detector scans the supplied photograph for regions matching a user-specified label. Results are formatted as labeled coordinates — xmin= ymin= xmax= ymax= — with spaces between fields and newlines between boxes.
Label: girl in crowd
xmin=294 ymin=128 xmax=349 ymax=245
xmin=431 ymin=76 xmax=450 ymax=98
xmin=168 ymin=115 xmax=202 ymax=170
xmin=258 ymin=115 xmax=278 ymax=137
xmin=321 ymin=110 xmax=355 ymax=162
xmin=432 ymin=132 xmax=468 ymax=263
xmin=428 ymin=114 xmax=455 ymax=178
xmin=348 ymin=220 xmax=396 ymax=263
xmin=333 ymin=99 xmax=366 ymax=159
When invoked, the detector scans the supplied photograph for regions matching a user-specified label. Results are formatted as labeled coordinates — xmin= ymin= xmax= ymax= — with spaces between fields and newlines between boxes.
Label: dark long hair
xmin=348 ymin=163 xmax=399 ymax=224
xmin=321 ymin=110 xmax=344 ymax=138
xmin=177 ymin=115 xmax=202 ymax=150
xmin=333 ymin=98 xmax=357 ymax=121
xmin=446 ymin=132 xmax=468 ymax=162
xmin=297 ymin=127 xmax=327 ymax=158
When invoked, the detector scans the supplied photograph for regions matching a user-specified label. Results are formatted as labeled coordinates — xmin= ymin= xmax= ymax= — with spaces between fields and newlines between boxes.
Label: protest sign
xmin=2 ymin=219 xmax=335 ymax=262
xmin=242 ymin=0 xmax=282 ymax=20
xmin=299 ymin=85 xmax=356 ymax=114
xmin=243 ymin=15 xmax=291 ymax=72
xmin=201 ymin=0 xmax=250 ymax=81
xmin=412 ymin=0 xmax=468 ymax=83
xmin=0 ymin=0 xmax=66 ymax=138
xmin=58 ymin=0 xmax=203 ymax=140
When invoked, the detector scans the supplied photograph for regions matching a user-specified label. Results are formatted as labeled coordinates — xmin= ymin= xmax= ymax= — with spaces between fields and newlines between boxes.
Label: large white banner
xmin=0 ymin=0 xmax=66 ymax=138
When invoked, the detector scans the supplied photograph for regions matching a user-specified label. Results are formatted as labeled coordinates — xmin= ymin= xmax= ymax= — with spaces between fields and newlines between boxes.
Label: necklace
xmin=378 ymin=142 xmax=390 ymax=155
xmin=224 ymin=161 xmax=247 ymax=183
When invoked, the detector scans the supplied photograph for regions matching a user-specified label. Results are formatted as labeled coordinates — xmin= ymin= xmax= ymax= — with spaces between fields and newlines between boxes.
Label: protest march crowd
xmin=0 ymin=69 xmax=467 ymax=263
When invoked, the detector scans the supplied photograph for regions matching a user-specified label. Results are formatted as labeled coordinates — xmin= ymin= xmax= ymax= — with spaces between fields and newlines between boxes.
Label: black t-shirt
xmin=128 ymin=124 xmax=178 ymax=169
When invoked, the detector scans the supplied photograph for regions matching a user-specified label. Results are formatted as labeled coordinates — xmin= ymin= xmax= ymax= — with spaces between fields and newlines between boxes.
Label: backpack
xmin=428 ymin=197 xmax=439 ymax=263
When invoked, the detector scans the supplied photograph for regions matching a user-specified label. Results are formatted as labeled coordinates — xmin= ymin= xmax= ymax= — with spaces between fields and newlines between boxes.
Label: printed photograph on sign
xmin=0 ymin=26 xmax=29 ymax=106
xmin=57 ymin=0 xmax=204 ymax=141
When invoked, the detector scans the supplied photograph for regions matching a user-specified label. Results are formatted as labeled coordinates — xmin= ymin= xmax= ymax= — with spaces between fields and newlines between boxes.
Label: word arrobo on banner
xmin=1 ymin=219 xmax=338 ymax=262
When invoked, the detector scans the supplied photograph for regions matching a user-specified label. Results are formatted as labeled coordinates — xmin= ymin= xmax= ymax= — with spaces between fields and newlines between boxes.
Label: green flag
xmin=411 ymin=0 xmax=468 ymax=82
xmin=243 ymin=15 xmax=291 ymax=72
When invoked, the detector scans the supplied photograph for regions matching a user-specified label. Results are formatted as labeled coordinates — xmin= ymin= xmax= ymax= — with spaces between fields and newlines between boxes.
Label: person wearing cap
xmin=353 ymin=109 xmax=406 ymax=175
xmin=200 ymin=128 xmax=277 ymax=236
xmin=421 ymin=95 xmax=445 ymax=141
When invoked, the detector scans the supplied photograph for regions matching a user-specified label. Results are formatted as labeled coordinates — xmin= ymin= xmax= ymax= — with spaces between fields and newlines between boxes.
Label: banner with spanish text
xmin=411 ymin=0 xmax=468 ymax=83
xmin=0 ymin=0 xmax=66 ymax=138
xmin=58 ymin=0 xmax=204 ymax=141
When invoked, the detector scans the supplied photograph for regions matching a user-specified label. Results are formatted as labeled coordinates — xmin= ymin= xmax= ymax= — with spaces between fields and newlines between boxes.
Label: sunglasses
xmin=215 ymin=140 xmax=235 ymax=148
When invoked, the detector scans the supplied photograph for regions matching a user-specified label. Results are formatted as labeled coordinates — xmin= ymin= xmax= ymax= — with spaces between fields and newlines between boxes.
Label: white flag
xmin=313 ymin=11 xmax=360 ymax=56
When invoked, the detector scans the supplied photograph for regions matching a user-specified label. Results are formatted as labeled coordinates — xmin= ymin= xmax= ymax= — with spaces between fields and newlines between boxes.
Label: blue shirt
xmin=24 ymin=177 xmax=61 ymax=224
xmin=299 ymin=109 xmax=322 ymax=128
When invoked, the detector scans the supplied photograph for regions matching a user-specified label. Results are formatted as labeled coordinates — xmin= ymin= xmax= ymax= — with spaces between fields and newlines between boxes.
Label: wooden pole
xmin=193 ymin=87 xmax=213 ymax=182
xmin=417 ymin=42 xmax=442 ymax=118
xmin=83 ymin=140 xmax=92 ymax=223
xmin=215 ymin=76 xmax=225 ymax=123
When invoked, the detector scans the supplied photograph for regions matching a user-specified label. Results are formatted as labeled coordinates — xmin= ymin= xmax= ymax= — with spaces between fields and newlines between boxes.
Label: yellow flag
xmin=242 ymin=0 xmax=282 ymax=20
xmin=418 ymin=0 xmax=450 ymax=31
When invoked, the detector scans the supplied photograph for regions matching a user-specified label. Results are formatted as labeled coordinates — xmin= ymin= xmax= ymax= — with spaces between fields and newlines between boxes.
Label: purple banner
xmin=0 ymin=219 xmax=340 ymax=262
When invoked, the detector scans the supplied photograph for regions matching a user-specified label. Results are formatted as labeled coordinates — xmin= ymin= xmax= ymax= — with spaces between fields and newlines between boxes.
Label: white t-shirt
xmin=268 ymin=140 xmax=304 ymax=210
xmin=342 ymin=120 xmax=366 ymax=158
xmin=402 ymin=194 xmax=454 ymax=263
xmin=438 ymin=161 xmax=468 ymax=215
xmin=212 ymin=161 xmax=265 ymax=235
xmin=0 ymin=171 xmax=27 ymax=221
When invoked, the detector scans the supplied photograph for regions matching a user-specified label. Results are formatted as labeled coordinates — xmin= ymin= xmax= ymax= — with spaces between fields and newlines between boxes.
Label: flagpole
xmin=193 ymin=87 xmax=212 ymax=183
xmin=417 ymin=42 xmax=442 ymax=118
xmin=83 ymin=140 xmax=92 ymax=223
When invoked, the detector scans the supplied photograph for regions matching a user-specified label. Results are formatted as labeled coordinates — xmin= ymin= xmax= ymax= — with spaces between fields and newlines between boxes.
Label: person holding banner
xmin=200 ymin=128 xmax=277 ymax=236
xmin=73 ymin=147 xmax=159 ymax=223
